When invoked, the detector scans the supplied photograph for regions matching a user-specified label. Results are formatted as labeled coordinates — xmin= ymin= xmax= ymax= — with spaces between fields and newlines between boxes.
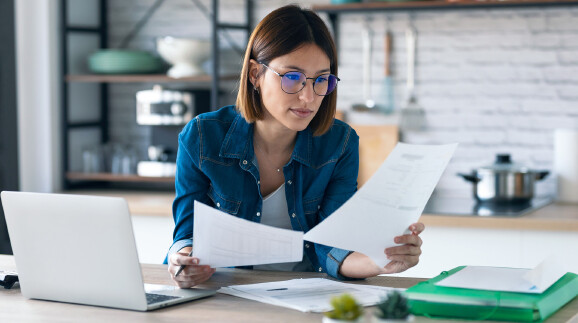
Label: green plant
xmin=374 ymin=290 xmax=411 ymax=319
xmin=324 ymin=293 xmax=364 ymax=321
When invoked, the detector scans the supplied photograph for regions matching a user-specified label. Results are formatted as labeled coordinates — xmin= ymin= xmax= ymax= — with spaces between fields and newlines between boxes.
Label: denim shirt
xmin=169 ymin=105 xmax=359 ymax=280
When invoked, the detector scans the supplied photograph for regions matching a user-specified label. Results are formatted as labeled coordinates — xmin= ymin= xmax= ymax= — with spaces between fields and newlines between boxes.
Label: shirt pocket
xmin=303 ymin=195 xmax=323 ymax=216
xmin=207 ymin=185 xmax=241 ymax=215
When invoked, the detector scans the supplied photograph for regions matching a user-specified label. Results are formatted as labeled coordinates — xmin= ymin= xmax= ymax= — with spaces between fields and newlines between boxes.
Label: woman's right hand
xmin=168 ymin=247 xmax=216 ymax=288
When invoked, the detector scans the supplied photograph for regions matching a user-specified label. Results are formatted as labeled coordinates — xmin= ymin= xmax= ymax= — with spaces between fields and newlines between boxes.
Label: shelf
xmin=313 ymin=0 xmax=578 ymax=12
xmin=65 ymin=74 xmax=239 ymax=83
xmin=60 ymin=0 xmax=252 ymax=190
xmin=66 ymin=172 xmax=175 ymax=183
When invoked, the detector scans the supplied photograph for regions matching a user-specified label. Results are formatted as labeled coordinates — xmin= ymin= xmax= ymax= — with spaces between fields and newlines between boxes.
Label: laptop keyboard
xmin=146 ymin=293 xmax=181 ymax=305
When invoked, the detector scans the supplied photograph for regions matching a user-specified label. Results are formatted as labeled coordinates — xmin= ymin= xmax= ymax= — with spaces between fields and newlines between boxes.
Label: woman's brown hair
xmin=236 ymin=5 xmax=338 ymax=136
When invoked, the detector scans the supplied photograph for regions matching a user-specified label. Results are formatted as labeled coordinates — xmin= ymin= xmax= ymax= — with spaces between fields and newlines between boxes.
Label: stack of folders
xmin=405 ymin=266 xmax=578 ymax=322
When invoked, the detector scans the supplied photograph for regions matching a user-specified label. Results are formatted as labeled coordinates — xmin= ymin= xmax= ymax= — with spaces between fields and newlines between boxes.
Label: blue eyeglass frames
xmin=259 ymin=62 xmax=340 ymax=96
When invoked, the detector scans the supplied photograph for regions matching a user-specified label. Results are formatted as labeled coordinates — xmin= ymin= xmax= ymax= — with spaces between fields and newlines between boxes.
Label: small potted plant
xmin=373 ymin=290 xmax=414 ymax=322
xmin=323 ymin=293 xmax=364 ymax=323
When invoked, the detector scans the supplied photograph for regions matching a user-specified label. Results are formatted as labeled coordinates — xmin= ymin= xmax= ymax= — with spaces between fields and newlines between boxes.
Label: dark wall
xmin=0 ymin=0 xmax=18 ymax=255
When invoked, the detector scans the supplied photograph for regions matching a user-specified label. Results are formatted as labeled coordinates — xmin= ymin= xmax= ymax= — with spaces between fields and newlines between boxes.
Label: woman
xmin=168 ymin=5 xmax=424 ymax=288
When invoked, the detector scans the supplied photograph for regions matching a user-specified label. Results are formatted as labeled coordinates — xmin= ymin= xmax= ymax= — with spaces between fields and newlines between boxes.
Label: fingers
xmin=382 ymin=255 xmax=420 ymax=274
xmin=383 ymin=232 xmax=423 ymax=274
xmin=385 ymin=244 xmax=422 ymax=259
xmin=379 ymin=223 xmax=425 ymax=275
xmin=409 ymin=222 xmax=425 ymax=235
xmin=393 ymin=232 xmax=423 ymax=247
xmin=176 ymin=264 xmax=215 ymax=278
xmin=168 ymin=253 xmax=215 ymax=288
xmin=172 ymin=267 xmax=216 ymax=289
xmin=169 ymin=252 xmax=198 ymax=267
xmin=387 ymin=253 xmax=419 ymax=264
xmin=169 ymin=265 xmax=216 ymax=289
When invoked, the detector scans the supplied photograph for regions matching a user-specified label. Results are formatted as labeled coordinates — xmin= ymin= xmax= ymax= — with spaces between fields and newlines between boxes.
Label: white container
xmin=372 ymin=315 xmax=414 ymax=323
xmin=156 ymin=37 xmax=211 ymax=78
xmin=322 ymin=316 xmax=363 ymax=323
xmin=553 ymin=128 xmax=578 ymax=204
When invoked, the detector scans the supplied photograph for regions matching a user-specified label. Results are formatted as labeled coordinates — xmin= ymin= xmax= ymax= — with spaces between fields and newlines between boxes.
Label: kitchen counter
xmin=64 ymin=190 xmax=578 ymax=276
xmin=65 ymin=190 xmax=578 ymax=232
xmin=421 ymin=202 xmax=578 ymax=232
xmin=64 ymin=189 xmax=175 ymax=217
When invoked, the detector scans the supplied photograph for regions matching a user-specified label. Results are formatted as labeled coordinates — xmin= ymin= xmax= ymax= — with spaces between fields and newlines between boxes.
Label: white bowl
xmin=157 ymin=37 xmax=211 ymax=78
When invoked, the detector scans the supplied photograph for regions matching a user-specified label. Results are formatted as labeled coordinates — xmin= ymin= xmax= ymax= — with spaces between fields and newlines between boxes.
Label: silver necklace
xmin=253 ymin=140 xmax=289 ymax=173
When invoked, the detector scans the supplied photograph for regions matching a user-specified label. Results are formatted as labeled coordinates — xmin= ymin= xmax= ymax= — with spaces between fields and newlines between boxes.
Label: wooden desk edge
xmin=1 ymin=256 xmax=576 ymax=322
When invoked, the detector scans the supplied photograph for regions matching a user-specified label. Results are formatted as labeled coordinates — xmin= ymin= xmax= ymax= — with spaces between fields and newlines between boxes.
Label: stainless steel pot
xmin=458 ymin=154 xmax=549 ymax=203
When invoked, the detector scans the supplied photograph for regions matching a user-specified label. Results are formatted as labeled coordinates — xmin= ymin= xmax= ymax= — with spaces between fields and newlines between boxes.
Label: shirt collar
xmin=220 ymin=113 xmax=313 ymax=168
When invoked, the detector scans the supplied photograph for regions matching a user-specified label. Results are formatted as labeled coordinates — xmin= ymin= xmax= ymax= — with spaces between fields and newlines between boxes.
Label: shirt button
xmin=287 ymin=180 xmax=292 ymax=185
xmin=318 ymin=267 xmax=323 ymax=272
xmin=317 ymin=205 xmax=321 ymax=210
xmin=216 ymin=202 xmax=220 ymax=208
xmin=305 ymin=244 xmax=309 ymax=248
xmin=291 ymin=213 xmax=296 ymax=218
xmin=256 ymin=212 xmax=261 ymax=217
xmin=257 ymin=180 xmax=260 ymax=185
xmin=242 ymin=160 xmax=248 ymax=165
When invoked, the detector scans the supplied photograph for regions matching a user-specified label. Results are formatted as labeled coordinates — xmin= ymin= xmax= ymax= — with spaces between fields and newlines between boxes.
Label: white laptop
xmin=0 ymin=191 xmax=215 ymax=311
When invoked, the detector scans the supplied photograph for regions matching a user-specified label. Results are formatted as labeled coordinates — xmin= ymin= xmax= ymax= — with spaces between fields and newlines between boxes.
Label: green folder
xmin=405 ymin=266 xmax=578 ymax=322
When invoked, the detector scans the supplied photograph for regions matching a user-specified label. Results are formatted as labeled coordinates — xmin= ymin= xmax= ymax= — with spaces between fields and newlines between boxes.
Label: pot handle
xmin=457 ymin=173 xmax=480 ymax=183
xmin=536 ymin=171 xmax=550 ymax=180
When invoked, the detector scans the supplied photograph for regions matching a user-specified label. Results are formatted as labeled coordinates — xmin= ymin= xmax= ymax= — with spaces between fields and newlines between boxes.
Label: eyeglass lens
xmin=281 ymin=72 xmax=338 ymax=96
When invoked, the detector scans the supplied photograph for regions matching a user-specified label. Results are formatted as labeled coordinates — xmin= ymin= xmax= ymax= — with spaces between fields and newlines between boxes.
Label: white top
xmin=260 ymin=184 xmax=292 ymax=230
xmin=253 ymin=184 xmax=304 ymax=271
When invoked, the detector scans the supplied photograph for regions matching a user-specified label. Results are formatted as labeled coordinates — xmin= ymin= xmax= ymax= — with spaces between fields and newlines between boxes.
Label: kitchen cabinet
xmin=61 ymin=0 xmax=253 ymax=190
xmin=398 ymin=224 xmax=578 ymax=279
xmin=352 ymin=124 xmax=398 ymax=187
xmin=395 ymin=203 xmax=578 ymax=278
xmin=335 ymin=110 xmax=399 ymax=188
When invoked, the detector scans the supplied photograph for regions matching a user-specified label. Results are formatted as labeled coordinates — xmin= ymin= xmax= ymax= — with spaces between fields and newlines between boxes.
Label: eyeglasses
xmin=259 ymin=63 xmax=340 ymax=96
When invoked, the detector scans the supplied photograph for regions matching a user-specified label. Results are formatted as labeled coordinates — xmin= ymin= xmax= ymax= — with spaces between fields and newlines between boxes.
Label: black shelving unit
xmin=60 ymin=0 xmax=109 ymax=190
xmin=60 ymin=0 xmax=253 ymax=190
xmin=211 ymin=0 xmax=253 ymax=109
xmin=314 ymin=0 xmax=578 ymax=50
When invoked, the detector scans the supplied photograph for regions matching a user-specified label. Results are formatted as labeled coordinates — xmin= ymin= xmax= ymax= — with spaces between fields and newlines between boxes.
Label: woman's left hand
xmin=381 ymin=222 xmax=424 ymax=274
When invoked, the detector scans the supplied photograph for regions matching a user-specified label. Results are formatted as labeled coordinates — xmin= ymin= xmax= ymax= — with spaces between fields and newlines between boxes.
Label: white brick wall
xmin=106 ymin=1 xmax=578 ymax=198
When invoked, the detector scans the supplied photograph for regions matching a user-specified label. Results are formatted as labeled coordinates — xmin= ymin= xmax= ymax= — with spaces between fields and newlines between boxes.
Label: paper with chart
xmin=304 ymin=143 xmax=457 ymax=268
xmin=219 ymin=278 xmax=399 ymax=312
xmin=192 ymin=201 xmax=303 ymax=267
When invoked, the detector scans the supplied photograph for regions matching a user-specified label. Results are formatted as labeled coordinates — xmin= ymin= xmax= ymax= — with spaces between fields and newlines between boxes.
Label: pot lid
xmin=478 ymin=154 xmax=530 ymax=172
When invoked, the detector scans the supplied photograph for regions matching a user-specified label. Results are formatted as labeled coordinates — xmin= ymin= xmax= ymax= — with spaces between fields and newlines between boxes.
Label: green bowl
xmin=88 ymin=49 xmax=163 ymax=74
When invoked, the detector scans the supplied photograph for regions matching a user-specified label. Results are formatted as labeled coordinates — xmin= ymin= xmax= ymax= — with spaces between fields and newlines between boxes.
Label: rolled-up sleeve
xmin=168 ymin=239 xmax=193 ymax=258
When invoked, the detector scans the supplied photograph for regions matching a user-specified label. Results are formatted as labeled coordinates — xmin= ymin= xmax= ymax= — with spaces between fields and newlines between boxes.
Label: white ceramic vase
xmin=156 ymin=37 xmax=211 ymax=78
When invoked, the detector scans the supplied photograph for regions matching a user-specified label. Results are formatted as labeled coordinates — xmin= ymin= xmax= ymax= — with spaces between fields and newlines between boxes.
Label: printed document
xmin=435 ymin=258 xmax=567 ymax=293
xmin=219 ymin=278 xmax=399 ymax=312
xmin=304 ymin=143 xmax=457 ymax=267
xmin=193 ymin=201 xmax=303 ymax=267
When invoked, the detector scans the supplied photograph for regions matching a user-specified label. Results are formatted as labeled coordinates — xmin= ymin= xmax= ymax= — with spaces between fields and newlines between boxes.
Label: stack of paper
xmin=406 ymin=265 xmax=578 ymax=322
xmin=219 ymin=278 xmax=400 ymax=312
xmin=434 ymin=265 xmax=566 ymax=294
